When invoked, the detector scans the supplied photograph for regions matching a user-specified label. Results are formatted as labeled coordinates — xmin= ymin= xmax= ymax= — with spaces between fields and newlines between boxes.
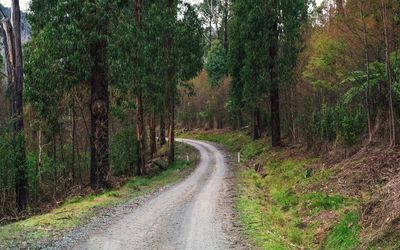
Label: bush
xmin=110 ymin=126 xmax=137 ymax=176
xmin=335 ymin=106 xmax=366 ymax=146
xmin=303 ymin=104 xmax=366 ymax=147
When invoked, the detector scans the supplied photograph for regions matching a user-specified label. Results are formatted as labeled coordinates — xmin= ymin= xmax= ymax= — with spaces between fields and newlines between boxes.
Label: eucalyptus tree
xmin=205 ymin=40 xmax=227 ymax=87
xmin=165 ymin=1 xmax=204 ymax=164
xmin=0 ymin=0 xmax=27 ymax=211
xmin=228 ymin=0 xmax=307 ymax=145
xmin=26 ymin=0 xmax=120 ymax=189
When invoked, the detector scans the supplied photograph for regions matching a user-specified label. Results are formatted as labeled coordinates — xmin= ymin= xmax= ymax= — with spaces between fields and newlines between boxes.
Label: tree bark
xmin=359 ymin=1 xmax=372 ymax=143
xmin=149 ymin=109 xmax=157 ymax=160
xmin=381 ymin=0 xmax=396 ymax=146
xmin=159 ymin=113 xmax=166 ymax=146
xmin=168 ymin=95 xmax=175 ymax=164
xmin=135 ymin=93 xmax=146 ymax=175
xmin=167 ymin=0 xmax=175 ymax=164
xmin=71 ymin=97 xmax=76 ymax=183
xmin=252 ymin=107 xmax=261 ymax=140
xmin=90 ymin=42 xmax=110 ymax=190
xmin=223 ymin=0 xmax=229 ymax=52
xmin=134 ymin=0 xmax=147 ymax=175
xmin=270 ymin=21 xmax=281 ymax=147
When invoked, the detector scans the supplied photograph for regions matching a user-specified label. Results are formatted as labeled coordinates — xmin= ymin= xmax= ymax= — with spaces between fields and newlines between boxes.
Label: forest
xmin=0 ymin=0 xmax=400 ymax=249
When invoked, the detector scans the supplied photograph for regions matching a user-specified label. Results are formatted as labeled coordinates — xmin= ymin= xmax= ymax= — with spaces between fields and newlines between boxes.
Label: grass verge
xmin=183 ymin=130 xmax=361 ymax=249
xmin=0 ymin=142 xmax=198 ymax=249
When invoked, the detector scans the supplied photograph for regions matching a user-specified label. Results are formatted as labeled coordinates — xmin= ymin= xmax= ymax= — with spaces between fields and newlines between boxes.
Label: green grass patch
xmin=324 ymin=211 xmax=360 ymax=250
xmin=181 ymin=130 xmax=253 ymax=151
xmin=0 ymin=142 xmax=198 ymax=249
xmin=182 ymin=130 xmax=361 ymax=249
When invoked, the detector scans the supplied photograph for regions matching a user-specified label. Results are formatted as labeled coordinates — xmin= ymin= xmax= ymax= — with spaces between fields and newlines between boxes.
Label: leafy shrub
xmin=304 ymin=105 xmax=366 ymax=147
xmin=335 ymin=106 xmax=366 ymax=146
xmin=110 ymin=126 xmax=137 ymax=176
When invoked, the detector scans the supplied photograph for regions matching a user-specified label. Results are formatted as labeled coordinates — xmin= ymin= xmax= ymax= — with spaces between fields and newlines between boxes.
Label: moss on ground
xmin=183 ymin=130 xmax=361 ymax=250
xmin=0 ymin=142 xmax=198 ymax=249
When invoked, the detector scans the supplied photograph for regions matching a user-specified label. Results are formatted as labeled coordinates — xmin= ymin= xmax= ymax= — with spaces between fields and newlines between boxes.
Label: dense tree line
xmin=0 ymin=0 xmax=202 ymax=218
xmin=182 ymin=0 xmax=400 ymax=151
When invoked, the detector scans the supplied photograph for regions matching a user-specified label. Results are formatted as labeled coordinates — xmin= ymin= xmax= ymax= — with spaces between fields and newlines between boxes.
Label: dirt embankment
xmin=326 ymin=146 xmax=400 ymax=246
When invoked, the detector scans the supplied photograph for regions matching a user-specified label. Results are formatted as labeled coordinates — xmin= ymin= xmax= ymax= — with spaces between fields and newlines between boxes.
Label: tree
xmin=26 ymin=0 xmax=115 ymax=190
xmin=0 ymin=0 xmax=28 ymax=211
xmin=165 ymin=1 xmax=203 ymax=164
xmin=228 ymin=0 xmax=307 ymax=145
xmin=205 ymin=40 xmax=227 ymax=87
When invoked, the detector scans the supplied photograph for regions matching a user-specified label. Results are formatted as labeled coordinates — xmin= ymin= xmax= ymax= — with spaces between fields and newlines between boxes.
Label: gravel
xmin=41 ymin=139 xmax=250 ymax=250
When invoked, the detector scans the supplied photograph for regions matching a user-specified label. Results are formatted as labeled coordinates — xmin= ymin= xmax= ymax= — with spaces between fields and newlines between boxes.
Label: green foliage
xmin=302 ymin=192 xmax=344 ymax=211
xmin=303 ymin=33 xmax=348 ymax=91
xmin=308 ymin=105 xmax=366 ymax=147
xmin=228 ymin=0 xmax=308 ymax=128
xmin=110 ymin=126 xmax=137 ymax=176
xmin=0 ymin=143 xmax=197 ymax=248
xmin=0 ymin=129 xmax=15 ymax=191
xmin=324 ymin=212 xmax=360 ymax=250
xmin=205 ymin=40 xmax=227 ymax=87
xmin=184 ymin=130 xmax=358 ymax=249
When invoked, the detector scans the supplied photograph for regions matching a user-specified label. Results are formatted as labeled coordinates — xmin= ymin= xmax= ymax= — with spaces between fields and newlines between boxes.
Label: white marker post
xmin=186 ymin=153 xmax=189 ymax=162
xmin=238 ymin=152 xmax=241 ymax=163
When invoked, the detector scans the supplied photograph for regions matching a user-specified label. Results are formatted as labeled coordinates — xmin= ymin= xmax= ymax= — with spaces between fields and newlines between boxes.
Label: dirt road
xmin=69 ymin=139 xmax=246 ymax=250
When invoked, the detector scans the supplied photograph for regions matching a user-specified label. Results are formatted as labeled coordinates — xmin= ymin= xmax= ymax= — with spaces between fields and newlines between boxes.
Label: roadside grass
xmin=0 ymin=142 xmax=198 ymax=249
xmin=182 ymin=130 xmax=361 ymax=249
xmin=324 ymin=211 xmax=360 ymax=250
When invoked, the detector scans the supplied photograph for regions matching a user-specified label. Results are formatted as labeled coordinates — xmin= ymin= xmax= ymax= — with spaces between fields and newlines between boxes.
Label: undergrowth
xmin=183 ymin=130 xmax=361 ymax=249
xmin=0 ymin=142 xmax=198 ymax=249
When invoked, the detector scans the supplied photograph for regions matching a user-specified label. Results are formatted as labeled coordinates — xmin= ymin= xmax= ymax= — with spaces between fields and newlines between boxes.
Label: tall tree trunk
xmin=134 ymin=0 xmax=146 ymax=175
xmin=149 ymin=109 xmax=157 ymax=160
xmin=223 ymin=0 xmax=229 ymax=52
xmin=360 ymin=1 xmax=372 ymax=142
xmin=71 ymin=97 xmax=76 ymax=183
xmin=159 ymin=113 xmax=166 ymax=146
xmin=1 ymin=1 xmax=28 ymax=211
xmin=252 ymin=107 xmax=261 ymax=140
xmin=168 ymin=95 xmax=175 ymax=164
xmin=90 ymin=43 xmax=110 ymax=190
xmin=270 ymin=21 xmax=281 ymax=147
xmin=381 ymin=0 xmax=396 ymax=147
xmin=167 ymin=0 xmax=176 ymax=164
xmin=136 ymin=93 xmax=146 ymax=175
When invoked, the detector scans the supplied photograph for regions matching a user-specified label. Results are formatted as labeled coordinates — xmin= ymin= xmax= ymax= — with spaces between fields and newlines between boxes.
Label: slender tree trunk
xmin=270 ymin=21 xmax=281 ymax=147
xmin=168 ymin=95 xmax=175 ymax=164
xmin=134 ymin=0 xmax=146 ymax=175
xmin=208 ymin=0 xmax=212 ymax=49
xmin=360 ymin=1 xmax=372 ymax=143
xmin=381 ymin=0 xmax=396 ymax=147
xmin=167 ymin=0 xmax=176 ymax=164
xmin=223 ymin=0 xmax=229 ymax=52
xmin=252 ymin=107 xmax=261 ymax=140
xmin=149 ymin=109 xmax=157 ymax=160
xmin=38 ymin=129 xmax=43 ymax=184
xmin=71 ymin=98 xmax=76 ymax=183
xmin=90 ymin=43 xmax=110 ymax=190
xmin=159 ymin=113 xmax=166 ymax=146
xmin=136 ymin=93 xmax=146 ymax=175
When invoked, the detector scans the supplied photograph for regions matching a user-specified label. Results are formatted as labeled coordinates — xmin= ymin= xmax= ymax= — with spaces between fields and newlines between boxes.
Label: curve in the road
xmin=74 ymin=139 xmax=238 ymax=250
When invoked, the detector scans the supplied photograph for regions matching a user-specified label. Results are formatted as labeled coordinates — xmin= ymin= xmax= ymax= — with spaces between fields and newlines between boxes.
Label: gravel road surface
xmin=58 ymin=139 xmax=248 ymax=250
